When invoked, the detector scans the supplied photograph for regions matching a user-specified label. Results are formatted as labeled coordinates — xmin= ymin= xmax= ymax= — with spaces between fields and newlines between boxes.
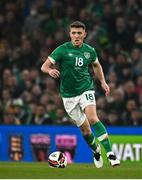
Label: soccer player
xmin=41 ymin=21 xmax=120 ymax=168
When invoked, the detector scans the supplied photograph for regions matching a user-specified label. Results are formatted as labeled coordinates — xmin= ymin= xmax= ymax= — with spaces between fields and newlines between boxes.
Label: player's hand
xmin=101 ymin=81 xmax=110 ymax=96
xmin=48 ymin=69 xmax=60 ymax=78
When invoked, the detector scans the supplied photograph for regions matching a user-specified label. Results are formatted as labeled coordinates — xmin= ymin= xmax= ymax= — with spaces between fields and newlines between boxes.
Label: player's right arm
xmin=41 ymin=58 xmax=60 ymax=78
xmin=41 ymin=45 xmax=64 ymax=78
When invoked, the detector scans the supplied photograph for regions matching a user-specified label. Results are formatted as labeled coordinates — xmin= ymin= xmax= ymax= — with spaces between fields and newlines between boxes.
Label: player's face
xmin=69 ymin=27 xmax=87 ymax=47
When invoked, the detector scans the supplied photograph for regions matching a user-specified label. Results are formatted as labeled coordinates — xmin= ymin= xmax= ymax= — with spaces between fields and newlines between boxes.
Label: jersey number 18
xmin=75 ymin=57 xmax=83 ymax=67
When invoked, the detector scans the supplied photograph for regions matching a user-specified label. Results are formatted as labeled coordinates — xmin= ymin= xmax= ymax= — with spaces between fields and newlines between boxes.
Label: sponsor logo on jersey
xmin=84 ymin=52 xmax=90 ymax=59
xmin=68 ymin=53 xmax=73 ymax=56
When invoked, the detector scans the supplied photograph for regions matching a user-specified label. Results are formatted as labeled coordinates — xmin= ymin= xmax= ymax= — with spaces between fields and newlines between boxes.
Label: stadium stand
xmin=0 ymin=0 xmax=142 ymax=126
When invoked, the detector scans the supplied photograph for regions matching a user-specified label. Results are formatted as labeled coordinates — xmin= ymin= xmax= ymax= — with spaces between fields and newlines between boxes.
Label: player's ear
xmin=84 ymin=31 xmax=87 ymax=38
xmin=69 ymin=30 xmax=72 ymax=37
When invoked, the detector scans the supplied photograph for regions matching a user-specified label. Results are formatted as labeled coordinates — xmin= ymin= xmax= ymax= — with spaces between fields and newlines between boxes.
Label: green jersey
xmin=49 ymin=42 xmax=98 ymax=97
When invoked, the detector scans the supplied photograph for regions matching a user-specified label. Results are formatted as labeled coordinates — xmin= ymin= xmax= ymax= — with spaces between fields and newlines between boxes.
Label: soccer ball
xmin=48 ymin=151 xmax=67 ymax=168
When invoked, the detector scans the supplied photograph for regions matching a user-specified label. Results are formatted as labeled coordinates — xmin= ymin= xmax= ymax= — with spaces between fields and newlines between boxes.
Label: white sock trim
xmin=97 ymin=133 xmax=108 ymax=141
xmin=90 ymin=137 xmax=95 ymax=145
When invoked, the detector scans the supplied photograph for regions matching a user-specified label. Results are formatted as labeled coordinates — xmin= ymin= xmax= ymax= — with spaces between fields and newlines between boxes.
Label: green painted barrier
xmin=100 ymin=135 xmax=142 ymax=162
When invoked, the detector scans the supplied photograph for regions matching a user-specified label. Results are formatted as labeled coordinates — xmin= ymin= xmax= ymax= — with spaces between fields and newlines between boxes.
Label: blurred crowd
xmin=0 ymin=0 xmax=142 ymax=126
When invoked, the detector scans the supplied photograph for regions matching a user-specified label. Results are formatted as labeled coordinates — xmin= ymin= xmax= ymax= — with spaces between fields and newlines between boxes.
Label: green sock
xmin=83 ymin=132 xmax=97 ymax=152
xmin=92 ymin=121 xmax=112 ymax=152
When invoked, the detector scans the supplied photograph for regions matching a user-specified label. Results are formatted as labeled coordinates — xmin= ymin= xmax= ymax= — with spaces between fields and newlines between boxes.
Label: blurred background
xmin=0 ymin=0 xmax=142 ymax=163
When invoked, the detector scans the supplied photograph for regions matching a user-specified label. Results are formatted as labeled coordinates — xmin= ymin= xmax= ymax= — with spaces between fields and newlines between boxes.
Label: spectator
xmin=23 ymin=5 xmax=41 ymax=35
xmin=107 ymin=88 xmax=125 ymax=115
xmin=135 ymin=75 xmax=142 ymax=95
xmin=30 ymin=103 xmax=52 ymax=125
xmin=131 ymin=47 xmax=142 ymax=76
xmin=122 ymin=99 xmax=138 ymax=125
xmin=0 ymin=0 xmax=142 ymax=126
xmin=55 ymin=108 xmax=70 ymax=125
xmin=11 ymin=98 xmax=31 ymax=125
xmin=129 ymin=109 xmax=142 ymax=126
xmin=123 ymin=80 xmax=139 ymax=104
xmin=107 ymin=110 xmax=122 ymax=126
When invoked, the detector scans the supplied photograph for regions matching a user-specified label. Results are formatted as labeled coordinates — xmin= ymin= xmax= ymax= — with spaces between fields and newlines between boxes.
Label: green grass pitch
xmin=0 ymin=161 xmax=141 ymax=179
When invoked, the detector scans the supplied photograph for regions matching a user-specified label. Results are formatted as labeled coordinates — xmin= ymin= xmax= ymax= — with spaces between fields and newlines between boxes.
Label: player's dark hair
xmin=69 ymin=21 xmax=86 ymax=30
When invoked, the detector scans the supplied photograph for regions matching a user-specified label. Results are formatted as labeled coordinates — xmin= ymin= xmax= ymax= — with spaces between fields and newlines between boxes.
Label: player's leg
xmin=80 ymin=90 xmax=120 ymax=167
xmin=62 ymin=96 xmax=103 ymax=168
xmin=79 ymin=119 xmax=103 ymax=168
xmin=79 ymin=118 xmax=97 ymax=150
xmin=85 ymin=105 xmax=120 ymax=166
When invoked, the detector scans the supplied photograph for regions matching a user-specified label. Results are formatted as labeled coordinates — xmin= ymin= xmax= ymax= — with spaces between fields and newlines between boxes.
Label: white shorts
xmin=62 ymin=90 xmax=96 ymax=127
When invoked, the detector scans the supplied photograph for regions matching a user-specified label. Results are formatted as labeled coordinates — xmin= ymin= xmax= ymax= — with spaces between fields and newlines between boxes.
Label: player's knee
xmin=89 ymin=117 xmax=99 ymax=125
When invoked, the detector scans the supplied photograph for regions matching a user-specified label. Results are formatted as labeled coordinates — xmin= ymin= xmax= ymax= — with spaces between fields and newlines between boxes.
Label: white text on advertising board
xmin=112 ymin=143 xmax=142 ymax=161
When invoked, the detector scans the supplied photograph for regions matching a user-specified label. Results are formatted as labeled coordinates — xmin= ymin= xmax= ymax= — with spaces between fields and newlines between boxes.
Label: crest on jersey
xmin=84 ymin=52 xmax=90 ymax=59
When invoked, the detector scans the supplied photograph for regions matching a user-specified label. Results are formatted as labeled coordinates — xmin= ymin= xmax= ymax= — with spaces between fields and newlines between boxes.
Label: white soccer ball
xmin=48 ymin=151 xmax=67 ymax=168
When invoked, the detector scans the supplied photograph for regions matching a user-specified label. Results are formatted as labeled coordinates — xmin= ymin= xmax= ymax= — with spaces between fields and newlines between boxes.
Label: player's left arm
xmin=92 ymin=59 xmax=110 ymax=96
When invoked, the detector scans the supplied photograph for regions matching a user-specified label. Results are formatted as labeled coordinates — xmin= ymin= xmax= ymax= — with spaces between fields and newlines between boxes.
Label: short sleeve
xmin=48 ymin=45 xmax=63 ymax=64
xmin=91 ymin=47 xmax=98 ymax=63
